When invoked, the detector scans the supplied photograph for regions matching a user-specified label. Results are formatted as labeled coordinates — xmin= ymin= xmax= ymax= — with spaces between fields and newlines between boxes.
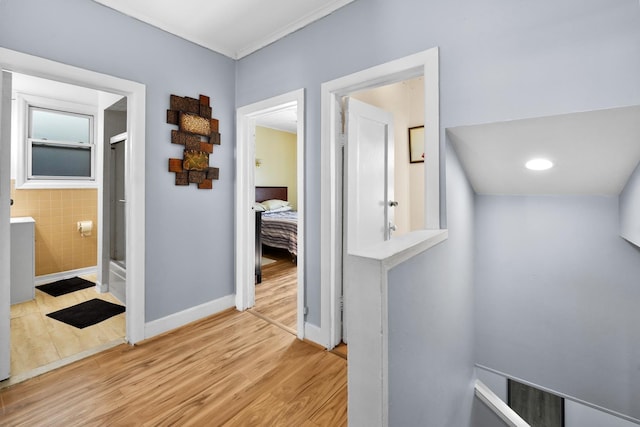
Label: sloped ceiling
xmin=448 ymin=105 xmax=640 ymax=196
xmin=93 ymin=0 xmax=354 ymax=59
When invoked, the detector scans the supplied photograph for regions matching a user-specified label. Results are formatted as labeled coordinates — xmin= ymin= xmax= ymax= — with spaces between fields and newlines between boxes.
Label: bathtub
xmin=109 ymin=259 xmax=126 ymax=304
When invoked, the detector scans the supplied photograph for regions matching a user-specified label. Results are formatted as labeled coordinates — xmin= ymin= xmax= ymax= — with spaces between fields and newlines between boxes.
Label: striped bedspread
xmin=261 ymin=210 xmax=297 ymax=256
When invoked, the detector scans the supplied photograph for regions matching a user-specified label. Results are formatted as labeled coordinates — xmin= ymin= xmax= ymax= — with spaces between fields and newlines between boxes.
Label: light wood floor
xmin=251 ymin=248 xmax=298 ymax=332
xmin=0 ymin=308 xmax=348 ymax=426
xmin=252 ymin=248 xmax=349 ymax=360
xmin=9 ymin=274 xmax=125 ymax=378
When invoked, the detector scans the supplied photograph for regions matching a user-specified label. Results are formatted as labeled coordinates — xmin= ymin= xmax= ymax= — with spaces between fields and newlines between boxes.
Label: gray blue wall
xmin=620 ymin=161 xmax=640 ymax=247
xmin=236 ymin=0 xmax=640 ymax=326
xmin=387 ymin=144 xmax=475 ymax=426
xmin=475 ymin=195 xmax=640 ymax=421
xmin=471 ymin=397 xmax=510 ymax=427
xmin=0 ymin=0 xmax=236 ymax=321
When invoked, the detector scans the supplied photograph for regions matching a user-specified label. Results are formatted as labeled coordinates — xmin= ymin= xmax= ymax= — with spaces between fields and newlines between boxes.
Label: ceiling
xmin=448 ymin=106 xmax=640 ymax=196
xmin=93 ymin=0 xmax=354 ymax=59
xmin=255 ymin=106 xmax=298 ymax=134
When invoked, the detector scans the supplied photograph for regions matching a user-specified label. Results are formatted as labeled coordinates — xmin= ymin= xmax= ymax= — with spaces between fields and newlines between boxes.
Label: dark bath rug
xmin=46 ymin=298 xmax=125 ymax=329
xmin=36 ymin=276 xmax=95 ymax=297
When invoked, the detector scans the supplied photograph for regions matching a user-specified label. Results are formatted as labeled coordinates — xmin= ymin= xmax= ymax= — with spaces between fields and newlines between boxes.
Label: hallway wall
xmin=620 ymin=160 xmax=640 ymax=246
xmin=387 ymin=144 xmax=475 ymax=426
xmin=0 ymin=0 xmax=236 ymax=322
xmin=475 ymin=195 xmax=640 ymax=421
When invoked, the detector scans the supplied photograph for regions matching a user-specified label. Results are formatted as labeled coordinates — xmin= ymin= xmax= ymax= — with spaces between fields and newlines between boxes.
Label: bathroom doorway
xmin=0 ymin=48 xmax=146 ymax=383
xmin=5 ymin=73 xmax=127 ymax=382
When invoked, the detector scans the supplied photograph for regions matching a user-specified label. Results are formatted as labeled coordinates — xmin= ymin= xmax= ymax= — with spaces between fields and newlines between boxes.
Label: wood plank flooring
xmin=0 ymin=309 xmax=347 ymax=426
xmin=251 ymin=248 xmax=349 ymax=361
xmin=9 ymin=274 xmax=125 ymax=378
xmin=251 ymin=248 xmax=297 ymax=332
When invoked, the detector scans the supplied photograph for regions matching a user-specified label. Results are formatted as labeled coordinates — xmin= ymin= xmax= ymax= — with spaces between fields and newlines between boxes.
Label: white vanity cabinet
xmin=10 ymin=217 xmax=35 ymax=305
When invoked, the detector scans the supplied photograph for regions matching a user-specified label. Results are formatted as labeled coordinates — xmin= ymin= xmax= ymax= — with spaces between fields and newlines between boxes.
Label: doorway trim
xmin=235 ymin=89 xmax=305 ymax=339
xmin=0 ymin=71 xmax=11 ymax=380
xmin=0 ymin=47 xmax=146 ymax=346
xmin=320 ymin=47 xmax=440 ymax=348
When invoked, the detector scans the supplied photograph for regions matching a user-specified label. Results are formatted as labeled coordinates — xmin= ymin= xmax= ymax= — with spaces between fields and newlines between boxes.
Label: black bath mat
xmin=36 ymin=277 xmax=94 ymax=297
xmin=46 ymin=298 xmax=125 ymax=329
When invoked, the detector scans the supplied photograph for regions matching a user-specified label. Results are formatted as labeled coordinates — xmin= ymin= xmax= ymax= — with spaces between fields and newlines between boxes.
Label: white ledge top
xmin=475 ymin=380 xmax=529 ymax=427
xmin=349 ymin=229 xmax=448 ymax=269
xmin=10 ymin=216 xmax=35 ymax=224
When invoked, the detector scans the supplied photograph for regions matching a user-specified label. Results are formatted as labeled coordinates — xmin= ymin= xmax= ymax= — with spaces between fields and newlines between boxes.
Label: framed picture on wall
xmin=408 ymin=125 xmax=425 ymax=163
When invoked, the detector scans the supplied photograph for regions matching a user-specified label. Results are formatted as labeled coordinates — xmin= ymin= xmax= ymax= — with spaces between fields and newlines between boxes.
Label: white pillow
xmin=254 ymin=202 xmax=266 ymax=212
xmin=261 ymin=199 xmax=290 ymax=211
xmin=265 ymin=205 xmax=292 ymax=213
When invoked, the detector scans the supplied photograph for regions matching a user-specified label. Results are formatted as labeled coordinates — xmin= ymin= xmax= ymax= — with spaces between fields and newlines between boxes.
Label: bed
xmin=255 ymin=186 xmax=298 ymax=283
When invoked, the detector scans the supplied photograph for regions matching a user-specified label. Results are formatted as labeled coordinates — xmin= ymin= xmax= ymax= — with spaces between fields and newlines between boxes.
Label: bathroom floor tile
xmin=9 ymin=280 xmax=125 ymax=378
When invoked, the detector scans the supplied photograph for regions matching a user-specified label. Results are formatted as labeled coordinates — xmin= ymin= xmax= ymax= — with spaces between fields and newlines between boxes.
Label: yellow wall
xmin=10 ymin=180 xmax=98 ymax=276
xmin=255 ymin=126 xmax=297 ymax=210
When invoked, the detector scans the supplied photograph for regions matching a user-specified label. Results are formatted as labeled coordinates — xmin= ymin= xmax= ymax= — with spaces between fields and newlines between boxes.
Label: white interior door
xmin=343 ymin=97 xmax=395 ymax=342
xmin=0 ymin=71 xmax=13 ymax=380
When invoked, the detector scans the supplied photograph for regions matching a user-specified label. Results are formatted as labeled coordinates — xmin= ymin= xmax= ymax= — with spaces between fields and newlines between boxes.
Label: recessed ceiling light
xmin=525 ymin=158 xmax=554 ymax=171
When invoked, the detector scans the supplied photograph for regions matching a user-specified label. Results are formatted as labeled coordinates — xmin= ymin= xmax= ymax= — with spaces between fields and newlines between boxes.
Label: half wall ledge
xmin=349 ymin=229 xmax=448 ymax=267
xmin=346 ymin=229 xmax=448 ymax=427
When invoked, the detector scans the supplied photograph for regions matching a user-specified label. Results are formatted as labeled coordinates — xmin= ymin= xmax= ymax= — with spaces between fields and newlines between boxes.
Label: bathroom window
xmin=27 ymin=106 xmax=94 ymax=181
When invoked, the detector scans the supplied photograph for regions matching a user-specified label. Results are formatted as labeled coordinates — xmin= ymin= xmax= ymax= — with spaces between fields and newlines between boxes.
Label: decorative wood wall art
xmin=167 ymin=94 xmax=220 ymax=189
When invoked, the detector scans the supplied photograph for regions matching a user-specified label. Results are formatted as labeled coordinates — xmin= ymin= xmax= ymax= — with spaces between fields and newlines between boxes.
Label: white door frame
xmin=235 ymin=89 xmax=305 ymax=339
xmin=320 ymin=48 xmax=440 ymax=349
xmin=0 ymin=71 xmax=12 ymax=380
xmin=0 ymin=48 xmax=146 ymax=348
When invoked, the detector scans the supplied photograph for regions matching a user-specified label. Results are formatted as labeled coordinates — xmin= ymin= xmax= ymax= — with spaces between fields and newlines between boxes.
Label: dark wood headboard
xmin=256 ymin=186 xmax=288 ymax=202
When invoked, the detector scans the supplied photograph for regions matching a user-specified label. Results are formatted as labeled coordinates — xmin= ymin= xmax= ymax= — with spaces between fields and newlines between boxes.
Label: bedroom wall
xmin=386 ymin=142 xmax=475 ymax=426
xmin=235 ymin=0 xmax=640 ymax=331
xmin=0 ymin=0 xmax=236 ymax=322
xmin=255 ymin=126 xmax=297 ymax=210
xmin=475 ymin=195 xmax=640 ymax=421
xmin=351 ymin=77 xmax=425 ymax=236
xmin=620 ymin=160 xmax=640 ymax=247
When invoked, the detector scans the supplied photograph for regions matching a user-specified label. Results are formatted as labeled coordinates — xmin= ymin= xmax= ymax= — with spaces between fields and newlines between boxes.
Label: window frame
xmin=16 ymin=93 xmax=98 ymax=189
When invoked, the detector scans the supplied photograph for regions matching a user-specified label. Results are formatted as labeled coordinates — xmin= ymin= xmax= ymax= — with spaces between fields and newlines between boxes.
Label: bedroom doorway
xmin=235 ymin=89 xmax=305 ymax=339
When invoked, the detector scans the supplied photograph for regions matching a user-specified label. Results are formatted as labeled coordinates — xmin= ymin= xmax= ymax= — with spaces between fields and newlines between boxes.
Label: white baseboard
xmin=95 ymin=280 xmax=108 ymax=293
xmin=144 ymin=294 xmax=236 ymax=339
xmin=304 ymin=321 xmax=326 ymax=348
xmin=35 ymin=266 xmax=98 ymax=285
